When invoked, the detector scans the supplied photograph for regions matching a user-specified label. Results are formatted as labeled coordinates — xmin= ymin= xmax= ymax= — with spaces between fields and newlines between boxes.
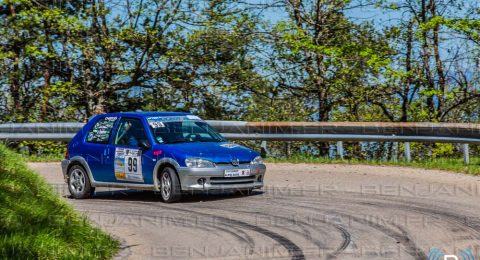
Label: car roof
xmin=97 ymin=111 xmax=192 ymax=118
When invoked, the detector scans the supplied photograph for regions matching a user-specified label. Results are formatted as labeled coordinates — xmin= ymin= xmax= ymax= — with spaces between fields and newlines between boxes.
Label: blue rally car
xmin=61 ymin=112 xmax=266 ymax=202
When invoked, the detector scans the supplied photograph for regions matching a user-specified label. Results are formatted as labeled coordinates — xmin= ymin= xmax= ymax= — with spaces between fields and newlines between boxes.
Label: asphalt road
xmin=31 ymin=162 xmax=480 ymax=260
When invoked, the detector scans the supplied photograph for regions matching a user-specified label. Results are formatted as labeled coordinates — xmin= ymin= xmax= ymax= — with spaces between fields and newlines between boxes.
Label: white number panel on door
xmin=114 ymin=148 xmax=143 ymax=182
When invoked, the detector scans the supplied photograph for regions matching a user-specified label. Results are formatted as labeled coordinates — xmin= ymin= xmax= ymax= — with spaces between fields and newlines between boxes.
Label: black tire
xmin=235 ymin=188 xmax=253 ymax=196
xmin=68 ymin=165 xmax=94 ymax=199
xmin=159 ymin=167 xmax=181 ymax=203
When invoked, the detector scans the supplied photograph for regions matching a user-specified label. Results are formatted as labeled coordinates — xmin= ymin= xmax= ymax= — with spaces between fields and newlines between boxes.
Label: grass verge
xmin=21 ymin=153 xmax=64 ymax=162
xmin=0 ymin=145 xmax=119 ymax=259
xmin=266 ymin=155 xmax=480 ymax=175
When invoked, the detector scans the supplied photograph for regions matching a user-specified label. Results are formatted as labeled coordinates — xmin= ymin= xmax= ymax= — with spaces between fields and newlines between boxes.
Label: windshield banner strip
xmin=147 ymin=115 xmax=202 ymax=123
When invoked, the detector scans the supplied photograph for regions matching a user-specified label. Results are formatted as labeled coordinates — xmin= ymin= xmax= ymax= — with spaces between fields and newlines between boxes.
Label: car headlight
xmin=185 ymin=158 xmax=216 ymax=168
xmin=250 ymin=156 xmax=264 ymax=165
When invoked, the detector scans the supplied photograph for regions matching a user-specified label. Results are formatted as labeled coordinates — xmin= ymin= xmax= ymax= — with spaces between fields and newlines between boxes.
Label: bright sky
xmin=256 ymin=1 xmax=403 ymax=28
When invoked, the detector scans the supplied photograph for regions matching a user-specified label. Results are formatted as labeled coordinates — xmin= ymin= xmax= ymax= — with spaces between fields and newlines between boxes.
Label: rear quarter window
xmin=86 ymin=116 xmax=118 ymax=144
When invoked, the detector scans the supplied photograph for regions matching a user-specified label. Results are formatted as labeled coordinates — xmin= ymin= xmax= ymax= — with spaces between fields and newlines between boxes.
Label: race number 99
xmin=127 ymin=157 xmax=138 ymax=172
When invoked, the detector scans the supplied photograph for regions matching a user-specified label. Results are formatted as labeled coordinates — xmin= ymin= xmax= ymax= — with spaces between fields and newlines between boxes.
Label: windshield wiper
xmin=164 ymin=140 xmax=189 ymax=144
xmin=197 ymin=139 xmax=225 ymax=142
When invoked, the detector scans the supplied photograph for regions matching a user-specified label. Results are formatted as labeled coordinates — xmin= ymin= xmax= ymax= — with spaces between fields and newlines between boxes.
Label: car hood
xmin=160 ymin=142 xmax=258 ymax=164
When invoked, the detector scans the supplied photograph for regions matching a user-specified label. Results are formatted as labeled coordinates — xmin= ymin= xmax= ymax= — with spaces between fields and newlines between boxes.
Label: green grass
xmin=22 ymin=153 xmax=64 ymax=162
xmin=266 ymin=155 xmax=480 ymax=175
xmin=0 ymin=145 xmax=119 ymax=259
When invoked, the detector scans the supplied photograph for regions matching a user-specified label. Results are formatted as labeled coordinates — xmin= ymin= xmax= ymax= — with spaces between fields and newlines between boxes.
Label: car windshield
xmin=149 ymin=120 xmax=226 ymax=144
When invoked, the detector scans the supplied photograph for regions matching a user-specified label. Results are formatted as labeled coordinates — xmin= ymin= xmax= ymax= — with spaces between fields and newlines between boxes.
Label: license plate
xmin=224 ymin=169 xmax=250 ymax=177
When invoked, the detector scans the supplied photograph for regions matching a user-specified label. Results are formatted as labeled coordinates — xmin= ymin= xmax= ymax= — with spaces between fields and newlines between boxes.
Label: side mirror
xmin=138 ymin=140 xmax=151 ymax=150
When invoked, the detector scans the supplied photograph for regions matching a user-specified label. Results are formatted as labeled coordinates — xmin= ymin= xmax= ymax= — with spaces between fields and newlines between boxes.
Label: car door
xmin=111 ymin=117 xmax=151 ymax=183
xmin=82 ymin=116 xmax=118 ymax=182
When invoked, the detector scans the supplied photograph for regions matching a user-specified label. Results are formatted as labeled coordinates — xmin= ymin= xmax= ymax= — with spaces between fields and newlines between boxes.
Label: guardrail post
xmin=336 ymin=141 xmax=344 ymax=160
xmin=463 ymin=144 xmax=470 ymax=165
xmin=284 ymin=142 xmax=291 ymax=158
xmin=392 ymin=142 xmax=398 ymax=162
xmin=260 ymin=141 xmax=268 ymax=158
xmin=404 ymin=142 xmax=411 ymax=162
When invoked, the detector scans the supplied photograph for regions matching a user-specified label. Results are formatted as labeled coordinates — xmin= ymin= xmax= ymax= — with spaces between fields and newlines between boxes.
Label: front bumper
xmin=177 ymin=163 xmax=266 ymax=191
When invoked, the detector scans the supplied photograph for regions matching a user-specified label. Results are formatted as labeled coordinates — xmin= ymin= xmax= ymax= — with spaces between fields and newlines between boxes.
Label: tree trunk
xmin=430 ymin=0 xmax=446 ymax=119
xmin=401 ymin=19 xmax=414 ymax=122
xmin=42 ymin=19 xmax=53 ymax=119
xmin=8 ymin=1 xmax=21 ymax=116
xmin=420 ymin=0 xmax=435 ymax=119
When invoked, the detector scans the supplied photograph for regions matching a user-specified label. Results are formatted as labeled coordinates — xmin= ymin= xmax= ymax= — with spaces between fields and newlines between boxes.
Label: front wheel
xmin=159 ymin=167 xmax=181 ymax=203
xmin=68 ymin=165 xmax=94 ymax=199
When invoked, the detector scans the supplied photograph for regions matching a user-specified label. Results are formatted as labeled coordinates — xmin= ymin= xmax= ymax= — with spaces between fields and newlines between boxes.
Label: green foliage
xmin=374 ymin=0 xmax=480 ymax=122
xmin=431 ymin=144 xmax=455 ymax=158
xmin=0 ymin=144 xmax=118 ymax=258
xmin=16 ymin=141 xmax=66 ymax=157
xmin=0 ymin=0 xmax=479 ymax=156
xmin=0 ymin=0 xmax=478 ymax=124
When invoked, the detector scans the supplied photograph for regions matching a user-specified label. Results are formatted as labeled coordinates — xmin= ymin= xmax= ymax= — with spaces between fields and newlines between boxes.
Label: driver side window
xmin=114 ymin=118 xmax=148 ymax=147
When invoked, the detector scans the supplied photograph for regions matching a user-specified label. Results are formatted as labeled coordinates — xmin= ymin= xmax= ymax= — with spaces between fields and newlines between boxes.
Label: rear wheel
xmin=159 ymin=167 xmax=181 ymax=203
xmin=68 ymin=165 xmax=94 ymax=199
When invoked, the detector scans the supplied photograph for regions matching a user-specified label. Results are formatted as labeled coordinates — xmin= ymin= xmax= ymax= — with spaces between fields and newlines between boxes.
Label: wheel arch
xmin=67 ymin=156 xmax=97 ymax=187
xmin=153 ymin=158 xmax=181 ymax=191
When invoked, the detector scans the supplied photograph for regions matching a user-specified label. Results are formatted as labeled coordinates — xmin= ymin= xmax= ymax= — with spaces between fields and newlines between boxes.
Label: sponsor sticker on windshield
xmin=186 ymin=115 xmax=201 ymax=120
xmin=147 ymin=115 xmax=202 ymax=122
xmin=148 ymin=121 xmax=165 ymax=128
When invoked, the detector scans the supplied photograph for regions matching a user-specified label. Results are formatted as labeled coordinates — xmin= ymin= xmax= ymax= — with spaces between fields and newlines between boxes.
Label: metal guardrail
xmin=0 ymin=121 xmax=478 ymax=164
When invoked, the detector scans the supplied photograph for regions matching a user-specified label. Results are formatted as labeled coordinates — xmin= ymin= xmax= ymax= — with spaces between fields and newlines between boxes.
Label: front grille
xmin=209 ymin=176 xmax=256 ymax=185
xmin=215 ymin=162 xmax=251 ymax=166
